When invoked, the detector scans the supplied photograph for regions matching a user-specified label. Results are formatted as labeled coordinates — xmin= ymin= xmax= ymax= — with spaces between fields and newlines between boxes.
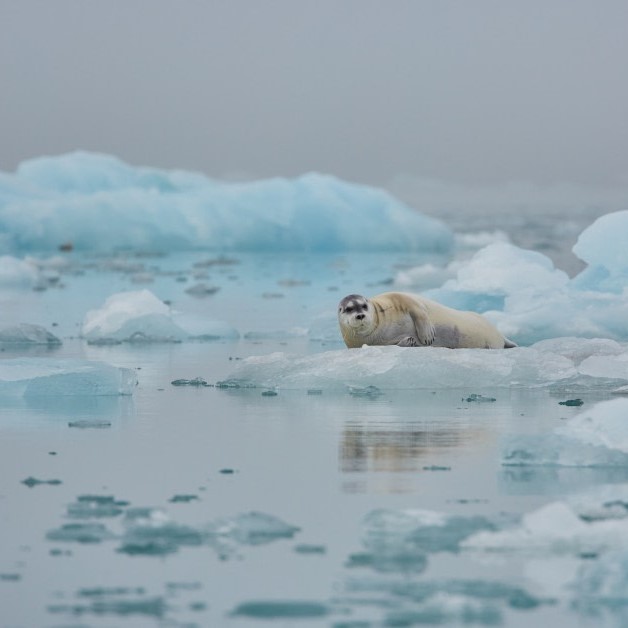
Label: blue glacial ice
xmin=0 ymin=152 xmax=453 ymax=254
xmin=0 ymin=358 xmax=137 ymax=397
xmin=218 ymin=339 xmax=628 ymax=390
xmin=82 ymin=289 xmax=239 ymax=343
xmin=502 ymin=398 xmax=628 ymax=468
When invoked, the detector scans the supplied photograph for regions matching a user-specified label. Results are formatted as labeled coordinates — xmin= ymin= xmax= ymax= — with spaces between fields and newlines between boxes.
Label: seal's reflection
xmin=340 ymin=421 xmax=481 ymax=493
xmin=341 ymin=422 xmax=471 ymax=473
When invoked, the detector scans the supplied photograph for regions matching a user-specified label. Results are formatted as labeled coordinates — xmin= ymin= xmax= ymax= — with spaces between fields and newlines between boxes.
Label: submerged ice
xmin=0 ymin=358 xmax=136 ymax=397
xmin=0 ymin=152 xmax=453 ymax=254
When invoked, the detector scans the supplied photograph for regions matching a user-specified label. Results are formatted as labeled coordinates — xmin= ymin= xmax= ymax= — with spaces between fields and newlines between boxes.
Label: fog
xmin=1 ymin=0 xmax=627 ymax=192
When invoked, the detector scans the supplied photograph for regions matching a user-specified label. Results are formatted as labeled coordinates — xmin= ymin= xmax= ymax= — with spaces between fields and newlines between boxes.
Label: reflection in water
xmin=340 ymin=420 xmax=487 ymax=493
xmin=340 ymin=422 xmax=478 ymax=474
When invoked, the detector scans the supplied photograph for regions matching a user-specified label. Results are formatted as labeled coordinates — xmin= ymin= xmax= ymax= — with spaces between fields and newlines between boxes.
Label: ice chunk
xmin=0 ymin=255 xmax=39 ymax=288
xmin=463 ymin=501 xmax=628 ymax=556
xmin=555 ymin=398 xmax=628 ymax=453
xmin=47 ymin=523 xmax=116 ymax=544
xmin=218 ymin=344 xmax=587 ymax=390
xmin=0 ymin=358 xmax=136 ymax=397
xmin=0 ymin=152 xmax=453 ymax=254
xmin=82 ymin=289 xmax=238 ymax=344
xmin=503 ymin=398 xmax=628 ymax=468
xmin=209 ymin=511 xmax=300 ymax=546
xmin=572 ymin=210 xmax=628 ymax=293
xmin=231 ymin=601 xmax=329 ymax=619
xmin=416 ymin=224 xmax=628 ymax=343
xmin=0 ymin=323 xmax=61 ymax=346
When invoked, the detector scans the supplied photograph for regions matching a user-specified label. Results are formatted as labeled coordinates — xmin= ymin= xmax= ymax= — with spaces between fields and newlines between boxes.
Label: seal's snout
xmin=355 ymin=313 xmax=365 ymax=320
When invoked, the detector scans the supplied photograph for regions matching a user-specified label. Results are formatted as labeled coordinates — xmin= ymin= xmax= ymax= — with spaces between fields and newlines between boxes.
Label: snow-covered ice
xmin=0 ymin=358 xmax=137 ymax=397
xmin=0 ymin=152 xmax=453 ymax=254
xmin=82 ymin=289 xmax=239 ymax=344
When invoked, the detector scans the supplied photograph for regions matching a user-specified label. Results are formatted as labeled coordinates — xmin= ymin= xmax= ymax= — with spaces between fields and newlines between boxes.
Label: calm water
xmin=0 ymin=218 xmax=624 ymax=627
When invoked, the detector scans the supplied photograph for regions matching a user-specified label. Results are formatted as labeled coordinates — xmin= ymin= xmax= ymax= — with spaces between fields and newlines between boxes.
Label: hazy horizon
xmin=2 ymin=0 xmax=627 ymax=192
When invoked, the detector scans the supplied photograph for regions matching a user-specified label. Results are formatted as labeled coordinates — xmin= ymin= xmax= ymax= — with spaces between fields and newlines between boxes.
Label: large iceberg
xmin=0 ymin=358 xmax=137 ymax=397
xmin=217 ymin=340 xmax=628 ymax=390
xmin=82 ymin=289 xmax=239 ymax=344
xmin=0 ymin=152 xmax=453 ymax=254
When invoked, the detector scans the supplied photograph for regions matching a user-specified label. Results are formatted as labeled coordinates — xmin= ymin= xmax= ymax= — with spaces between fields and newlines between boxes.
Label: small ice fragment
xmin=348 ymin=385 xmax=383 ymax=398
xmin=0 ymin=574 xmax=21 ymax=582
xmin=423 ymin=465 xmax=452 ymax=471
xmin=22 ymin=477 xmax=62 ymax=488
xmin=169 ymin=495 xmax=199 ymax=503
xmin=464 ymin=393 xmax=496 ymax=403
xmin=184 ymin=283 xmax=220 ymax=297
xmin=261 ymin=390 xmax=278 ymax=397
xmin=68 ymin=420 xmax=112 ymax=429
xmin=211 ymin=512 xmax=300 ymax=546
xmin=66 ymin=495 xmax=129 ymax=519
xmin=170 ymin=377 xmax=210 ymax=387
xmin=293 ymin=544 xmax=326 ymax=555
xmin=219 ymin=468 xmax=236 ymax=474
xmin=558 ymin=398 xmax=584 ymax=406
xmin=46 ymin=523 xmax=115 ymax=544
xmin=231 ymin=601 xmax=329 ymax=619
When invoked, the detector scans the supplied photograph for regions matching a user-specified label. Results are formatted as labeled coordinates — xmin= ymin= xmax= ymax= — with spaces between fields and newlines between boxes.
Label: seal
xmin=338 ymin=292 xmax=517 ymax=349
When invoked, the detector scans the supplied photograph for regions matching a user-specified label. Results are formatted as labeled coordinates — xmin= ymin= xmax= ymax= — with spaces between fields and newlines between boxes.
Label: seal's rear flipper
xmin=504 ymin=338 xmax=518 ymax=348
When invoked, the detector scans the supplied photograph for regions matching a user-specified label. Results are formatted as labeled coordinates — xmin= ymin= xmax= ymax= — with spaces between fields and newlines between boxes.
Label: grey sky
xmin=1 ymin=0 xmax=627 ymax=189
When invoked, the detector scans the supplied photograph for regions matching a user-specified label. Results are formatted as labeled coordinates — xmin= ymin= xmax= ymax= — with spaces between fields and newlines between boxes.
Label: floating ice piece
xmin=209 ymin=511 xmax=300 ymax=546
xmin=361 ymin=508 xmax=500 ymax=557
xmin=572 ymin=551 xmax=628 ymax=617
xmin=0 ymin=324 xmax=62 ymax=346
xmin=0 ymin=358 xmax=136 ymax=397
xmin=502 ymin=399 xmax=628 ymax=468
xmin=217 ymin=343 xmax=601 ymax=390
xmin=572 ymin=210 xmax=628 ymax=293
xmin=66 ymin=495 xmax=130 ymax=519
xmin=0 ymin=151 xmax=453 ymax=254
xmin=231 ymin=601 xmax=329 ymax=619
xmin=47 ymin=523 xmax=116 ymax=544
xmin=0 ymin=255 xmax=39 ymax=288
xmin=463 ymin=500 xmax=628 ymax=556
xmin=82 ymin=289 xmax=238 ymax=344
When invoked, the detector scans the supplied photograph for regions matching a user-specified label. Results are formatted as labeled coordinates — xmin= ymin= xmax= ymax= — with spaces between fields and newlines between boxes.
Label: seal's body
xmin=338 ymin=292 xmax=516 ymax=349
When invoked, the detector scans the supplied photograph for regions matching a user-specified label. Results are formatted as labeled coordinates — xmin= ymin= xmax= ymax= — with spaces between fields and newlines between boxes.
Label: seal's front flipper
xmin=397 ymin=336 xmax=418 ymax=347
xmin=409 ymin=304 xmax=435 ymax=346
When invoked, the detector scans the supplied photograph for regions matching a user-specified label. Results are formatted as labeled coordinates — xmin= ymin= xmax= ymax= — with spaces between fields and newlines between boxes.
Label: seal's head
xmin=338 ymin=294 xmax=374 ymax=335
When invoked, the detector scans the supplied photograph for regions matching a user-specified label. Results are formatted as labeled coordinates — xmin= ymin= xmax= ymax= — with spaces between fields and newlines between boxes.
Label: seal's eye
xmin=345 ymin=306 xmax=353 ymax=313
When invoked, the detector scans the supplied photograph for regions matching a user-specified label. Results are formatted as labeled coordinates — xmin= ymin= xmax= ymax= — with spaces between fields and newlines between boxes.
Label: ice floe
xmin=82 ymin=289 xmax=239 ymax=344
xmin=502 ymin=398 xmax=628 ymax=468
xmin=0 ymin=151 xmax=453 ymax=254
xmin=0 ymin=358 xmax=137 ymax=397
xmin=217 ymin=340 xmax=628 ymax=391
